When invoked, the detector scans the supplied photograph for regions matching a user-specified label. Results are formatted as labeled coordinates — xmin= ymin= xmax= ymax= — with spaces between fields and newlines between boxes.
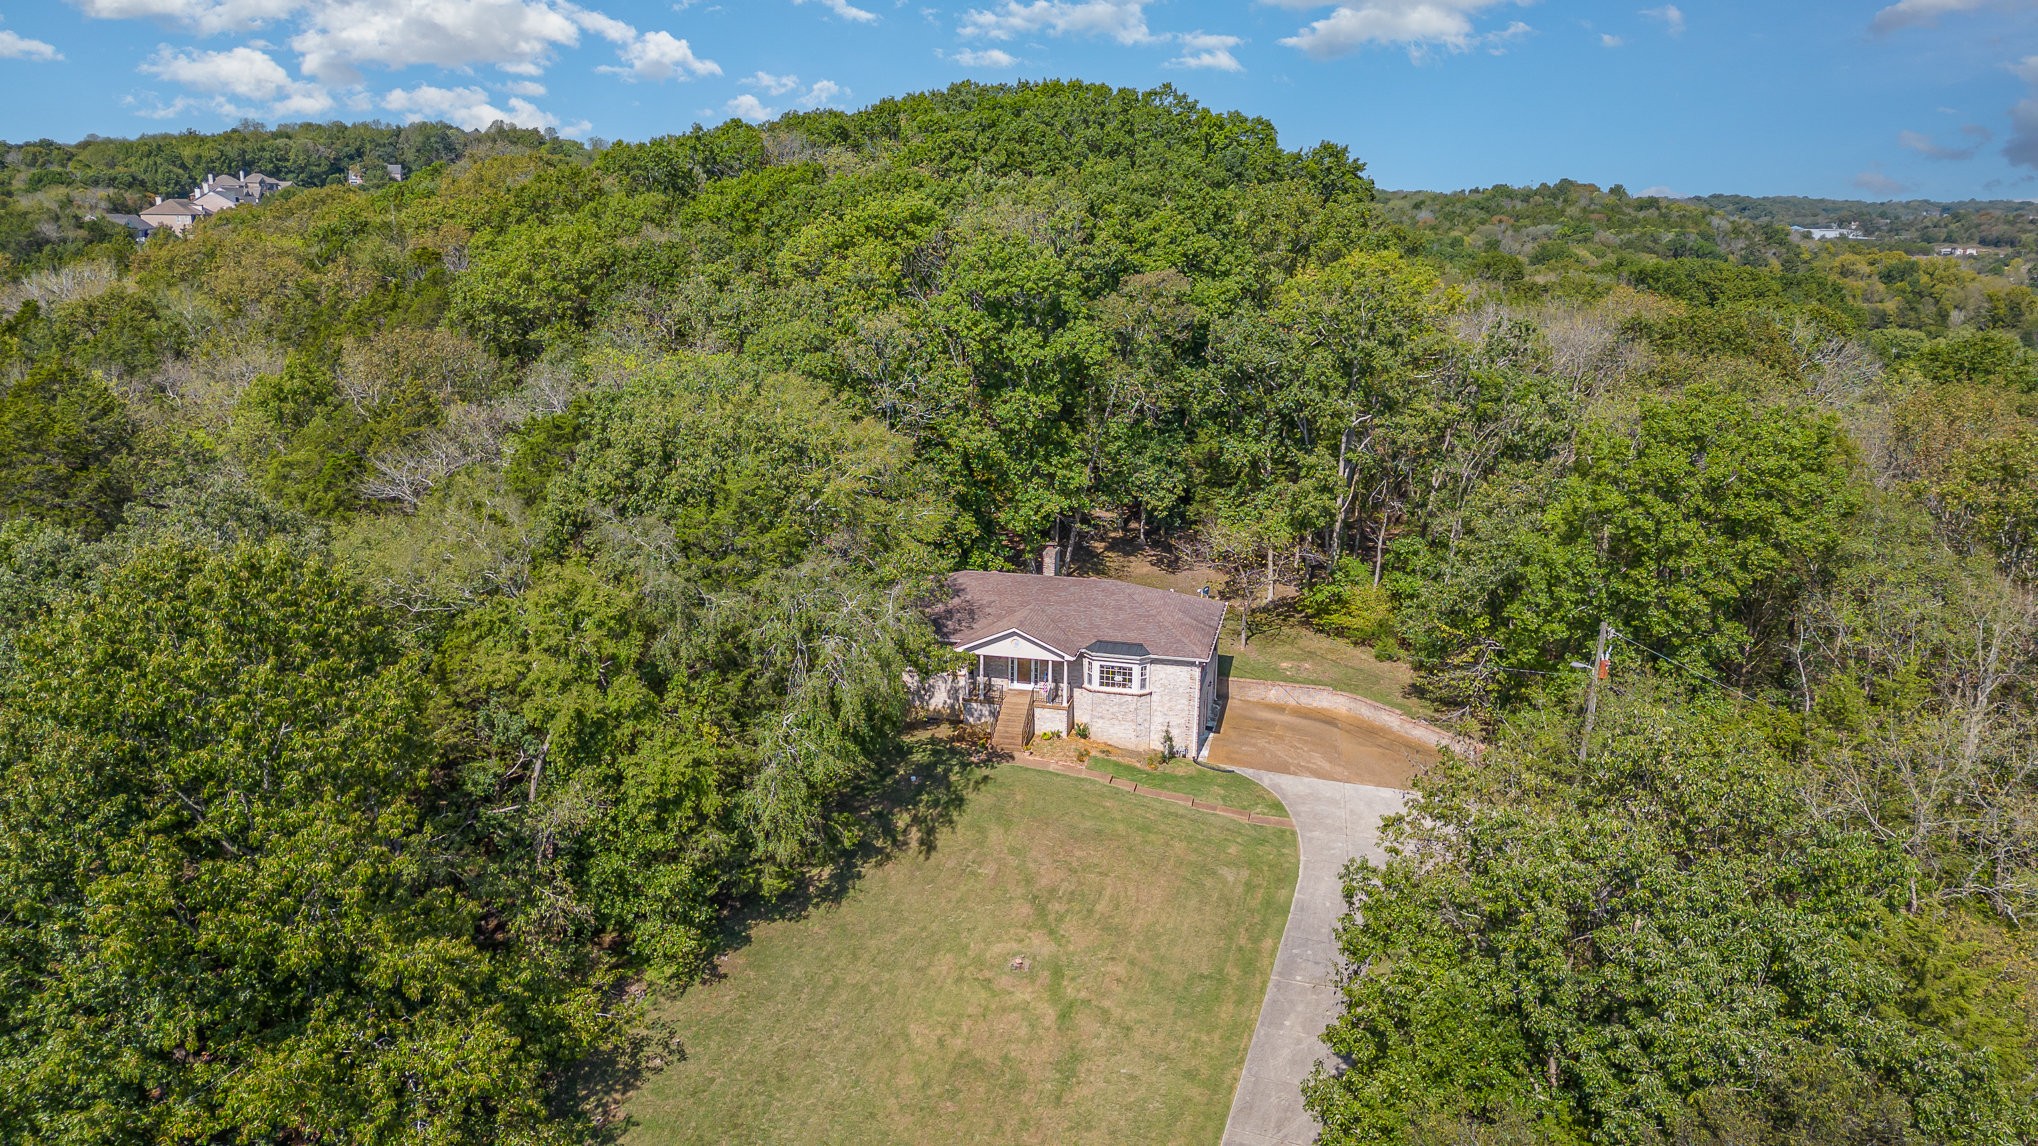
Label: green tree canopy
xmin=0 ymin=543 xmax=614 ymax=1142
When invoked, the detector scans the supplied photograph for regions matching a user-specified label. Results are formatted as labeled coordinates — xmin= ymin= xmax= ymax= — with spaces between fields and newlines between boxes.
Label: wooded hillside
xmin=2 ymin=83 xmax=2036 ymax=1142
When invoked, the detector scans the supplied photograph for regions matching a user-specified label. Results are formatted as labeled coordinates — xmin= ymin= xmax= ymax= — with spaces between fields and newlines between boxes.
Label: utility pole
xmin=1578 ymin=621 xmax=1611 ymax=764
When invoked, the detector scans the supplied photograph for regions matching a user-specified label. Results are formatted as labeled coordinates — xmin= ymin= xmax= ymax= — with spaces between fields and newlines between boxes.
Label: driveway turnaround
xmin=1206 ymin=698 xmax=1437 ymax=788
xmin=1221 ymin=769 xmax=1410 ymax=1146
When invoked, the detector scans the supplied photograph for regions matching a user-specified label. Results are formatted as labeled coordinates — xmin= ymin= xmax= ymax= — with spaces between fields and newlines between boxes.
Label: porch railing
xmin=963 ymin=676 xmax=1066 ymax=705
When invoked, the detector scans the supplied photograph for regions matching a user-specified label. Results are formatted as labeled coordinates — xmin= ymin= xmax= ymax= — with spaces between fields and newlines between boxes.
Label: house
xmin=130 ymin=171 xmax=295 ymax=239
xmin=191 ymin=188 xmax=244 ymax=214
xmin=196 ymin=171 xmax=291 ymax=203
xmin=346 ymin=164 xmax=403 ymax=186
xmin=236 ymin=171 xmax=290 ymax=199
xmin=138 ymin=196 xmax=206 ymax=235
xmin=918 ymin=561 xmax=1227 ymax=756
xmin=96 ymin=212 xmax=156 ymax=241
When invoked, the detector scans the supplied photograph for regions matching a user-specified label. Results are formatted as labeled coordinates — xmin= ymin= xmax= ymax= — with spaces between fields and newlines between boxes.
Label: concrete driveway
xmin=1206 ymin=698 xmax=1438 ymax=788
xmin=1221 ymin=769 xmax=1409 ymax=1146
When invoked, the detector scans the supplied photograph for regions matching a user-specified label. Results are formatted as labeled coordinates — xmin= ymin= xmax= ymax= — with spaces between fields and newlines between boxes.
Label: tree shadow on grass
xmin=571 ymin=725 xmax=998 ymax=1135
xmin=720 ymin=729 xmax=999 ymax=953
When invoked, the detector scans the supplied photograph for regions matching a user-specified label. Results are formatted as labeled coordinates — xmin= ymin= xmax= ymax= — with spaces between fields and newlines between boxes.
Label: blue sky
xmin=1 ymin=1 xmax=2034 ymax=200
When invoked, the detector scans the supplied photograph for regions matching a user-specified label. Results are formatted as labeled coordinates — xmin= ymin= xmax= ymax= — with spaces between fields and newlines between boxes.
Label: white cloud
xmin=68 ymin=0 xmax=305 ymax=37
xmin=1852 ymin=169 xmax=1911 ymax=195
xmin=1168 ymin=31 xmax=1242 ymax=71
xmin=142 ymin=44 xmax=333 ymax=115
xmin=2016 ymin=55 xmax=2038 ymax=84
xmin=949 ymin=48 xmax=1018 ymax=66
xmin=1870 ymin=0 xmax=2036 ymax=33
xmin=501 ymin=79 xmax=546 ymax=95
xmin=799 ymin=78 xmax=845 ymax=106
xmin=599 ymin=28 xmax=718 ymax=81
xmin=960 ymin=0 xmax=1156 ymax=46
xmin=76 ymin=0 xmax=723 ymax=91
xmin=382 ymin=81 xmax=580 ymax=132
xmin=289 ymin=0 xmax=583 ymax=81
xmin=793 ymin=0 xmax=878 ymax=23
xmin=744 ymin=70 xmax=802 ymax=94
xmin=1600 ymin=33 xmax=1622 ymax=47
xmin=1898 ymin=124 xmax=1991 ymax=159
xmin=1640 ymin=4 xmax=1684 ymax=35
xmin=1277 ymin=0 xmax=1520 ymax=59
xmin=0 ymin=30 xmax=63 ymax=62
xmin=726 ymin=93 xmax=776 ymax=122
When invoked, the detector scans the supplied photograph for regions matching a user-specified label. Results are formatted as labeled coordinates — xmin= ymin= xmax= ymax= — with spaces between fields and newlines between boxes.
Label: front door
xmin=1014 ymin=659 xmax=1037 ymax=687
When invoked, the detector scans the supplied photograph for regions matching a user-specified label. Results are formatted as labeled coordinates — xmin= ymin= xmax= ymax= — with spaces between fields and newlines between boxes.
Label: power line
xmin=1604 ymin=627 xmax=1753 ymax=702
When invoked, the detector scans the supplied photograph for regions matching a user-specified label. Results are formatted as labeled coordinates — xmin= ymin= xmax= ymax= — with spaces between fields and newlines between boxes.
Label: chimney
xmin=1041 ymin=545 xmax=1059 ymax=577
xmin=154 ymin=194 xmax=162 ymax=206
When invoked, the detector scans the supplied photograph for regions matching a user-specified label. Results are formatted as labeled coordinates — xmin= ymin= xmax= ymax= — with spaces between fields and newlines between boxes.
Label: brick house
xmin=920 ymin=568 xmax=1226 ymax=756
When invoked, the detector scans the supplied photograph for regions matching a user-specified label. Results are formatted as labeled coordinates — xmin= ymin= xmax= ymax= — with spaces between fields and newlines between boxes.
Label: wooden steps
xmin=990 ymin=690 xmax=1034 ymax=750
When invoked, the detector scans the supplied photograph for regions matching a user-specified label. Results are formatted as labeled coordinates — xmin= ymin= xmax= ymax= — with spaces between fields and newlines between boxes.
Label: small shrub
xmin=1372 ymin=635 xmax=1402 ymax=662
xmin=1143 ymin=752 xmax=1163 ymax=772
xmin=1159 ymin=727 xmax=1179 ymax=761
xmin=1072 ymin=722 xmax=1090 ymax=739
xmin=1298 ymin=558 xmax=1395 ymax=643
xmin=1075 ymin=746 xmax=1091 ymax=763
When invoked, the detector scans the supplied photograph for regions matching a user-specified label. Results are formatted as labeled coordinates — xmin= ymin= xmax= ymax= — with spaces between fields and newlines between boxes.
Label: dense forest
xmin=2 ymin=83 xmax=2036 ymax=1142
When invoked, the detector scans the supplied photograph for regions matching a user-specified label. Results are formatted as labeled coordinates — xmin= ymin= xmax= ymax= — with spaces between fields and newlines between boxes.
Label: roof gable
xmin=960 ymin=629 xmax=1070 ymax=660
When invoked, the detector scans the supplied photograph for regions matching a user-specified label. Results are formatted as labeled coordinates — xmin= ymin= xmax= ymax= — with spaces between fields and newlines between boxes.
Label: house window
xmin=1091 ymin=660 xmax=1145 ymax=692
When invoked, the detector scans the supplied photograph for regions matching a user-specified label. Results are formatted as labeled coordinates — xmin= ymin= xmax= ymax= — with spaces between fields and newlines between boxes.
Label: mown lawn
xmin=1217 ymin=617 xmax=1433 ymax=719
xmin=622 ymin=765 xmax=1298 ymax=1146
xmin=1083 ymin=755 xmax=1288 ymax=819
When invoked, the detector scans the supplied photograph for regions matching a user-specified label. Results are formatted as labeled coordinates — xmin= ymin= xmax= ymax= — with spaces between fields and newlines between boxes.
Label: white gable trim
xmin=959 ymin=628 xmax=1070 ymax=661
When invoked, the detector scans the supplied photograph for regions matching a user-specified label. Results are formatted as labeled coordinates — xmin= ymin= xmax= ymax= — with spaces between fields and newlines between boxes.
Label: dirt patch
xmin=1205 ymin=698 xmax=1437 ymax=789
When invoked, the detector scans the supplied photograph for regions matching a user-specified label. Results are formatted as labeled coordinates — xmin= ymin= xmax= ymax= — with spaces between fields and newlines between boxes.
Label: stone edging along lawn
xmin=1007 ymin=753 xmax=1298 ymax=829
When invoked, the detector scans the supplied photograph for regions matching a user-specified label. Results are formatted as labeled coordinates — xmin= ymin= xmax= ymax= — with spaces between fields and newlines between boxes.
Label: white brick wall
xmin=1068 ymin=657 xmax=1210 ymax=755
xmin=1146 ymin=659 xmax=1205 ymax=756
xmin=1074 ymin=686 xmax=1151 ymax=750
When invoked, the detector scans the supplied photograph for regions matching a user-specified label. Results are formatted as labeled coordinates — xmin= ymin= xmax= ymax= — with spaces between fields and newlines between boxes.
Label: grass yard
xmin=622 ymin=765 xmax=1298 ymax=1146
xmin=1081 ymin=755 xmax=1288 ymax=819
xmin=1217 ymin=621 xmax=1432 ymax=719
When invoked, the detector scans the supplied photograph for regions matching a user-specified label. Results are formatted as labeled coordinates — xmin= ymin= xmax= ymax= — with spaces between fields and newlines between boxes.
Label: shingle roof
xmin=929 ymin=571 xmax=1226 ymax=663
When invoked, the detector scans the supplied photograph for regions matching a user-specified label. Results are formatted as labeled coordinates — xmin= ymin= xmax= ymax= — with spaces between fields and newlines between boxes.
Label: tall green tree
xmin=1306 ymin=688 xmax=2033 ymax=1145
xmin=0 ymin=362 xmax=132 ymax=536
xmin=0 ymin=543 xmax=615 ymax=1143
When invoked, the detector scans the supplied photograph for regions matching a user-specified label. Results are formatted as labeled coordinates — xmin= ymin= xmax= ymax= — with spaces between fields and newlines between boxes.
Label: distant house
xmin=131 ymin=171 xmax=293 ymax=238
xmin=196 ymin=171 xmax=289 ymax=203
xmin=918 ymin=563 xmax=1227 ymax=756
xmin=191 ymin=189 xmax=243 ymax=214
xmin=240 ymin=171 xmax=290 ymax=198
xmin=97 ymin=212 xmax=156 ymax=241
xmin=346 ymin=164 xmax=403 ymax=186
xmin=1793 ymin=225 xmax=1868 ymax=241
xmin=138 ymin=196 xmax=206 ymax=235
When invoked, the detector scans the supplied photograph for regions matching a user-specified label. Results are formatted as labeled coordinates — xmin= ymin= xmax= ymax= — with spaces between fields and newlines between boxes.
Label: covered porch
xmin=961 ymin=631 xmax=1073 ymax=739
xmin=969 ymin=652 xmax=1071 ymax=705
